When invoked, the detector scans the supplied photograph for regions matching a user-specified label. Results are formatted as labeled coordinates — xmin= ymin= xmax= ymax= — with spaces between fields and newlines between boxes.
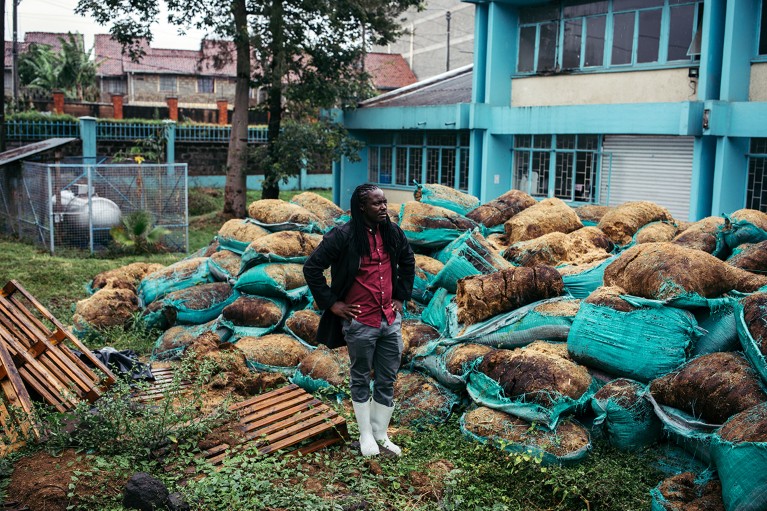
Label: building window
xmin=159 ymin=75 xmax=177 ymax=92
xmin=103 ymin=79 xmax=126 ymax=95
xmin=747 ymin=138 xmax=767 ymax=212
xmin=517 ymin=0 xmax=702 ymax=73
xmin=513 ymin=134 xmax=601 ymax=203
xmin=367 ymin=131 xmax=470 ymax=192
xmin=760 ymin=0 xmax=767 ymax=56
xmin=198 ymin=77 xmax=214 ymax=94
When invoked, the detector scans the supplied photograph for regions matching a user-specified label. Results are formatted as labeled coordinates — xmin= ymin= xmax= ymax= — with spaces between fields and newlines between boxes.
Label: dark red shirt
xmin=344 ymin=226 xmax=396 ymax=328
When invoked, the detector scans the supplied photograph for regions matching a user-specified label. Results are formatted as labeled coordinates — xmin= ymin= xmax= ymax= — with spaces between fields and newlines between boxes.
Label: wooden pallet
xmin=0 ymin=280 xmax=116 ymax=449
xmin=198 ymin=384 xmax=348 ymax=466
xmin=132 ymin=366 xmax=193 ymax=403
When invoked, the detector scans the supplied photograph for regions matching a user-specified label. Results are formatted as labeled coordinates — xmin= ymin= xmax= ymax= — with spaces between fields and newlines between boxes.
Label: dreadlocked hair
xmin=349 ymin=184 xmax=398 ymax=258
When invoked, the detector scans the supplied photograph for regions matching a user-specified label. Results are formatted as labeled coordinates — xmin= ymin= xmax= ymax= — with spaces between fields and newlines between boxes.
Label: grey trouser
xmin=342 ymin=313 xmax=403 ymax=407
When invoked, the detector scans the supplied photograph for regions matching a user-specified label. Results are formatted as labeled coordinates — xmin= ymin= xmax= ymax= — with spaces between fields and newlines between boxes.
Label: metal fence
xmin=0 ymin=162 xmax=188 ymax=254
xmin=4 ymin=120 xmax=269 ymax=143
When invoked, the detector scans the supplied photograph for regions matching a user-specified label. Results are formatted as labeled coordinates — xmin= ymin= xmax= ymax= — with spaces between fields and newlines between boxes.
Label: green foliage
xmin=18 ymin=33 xmax=100 ymax=101
xmin=112 ymin=125 xmax=168 ymax=163
xmin=110 ymin=210 xmax=171 ymax=254
xmin=7 ymin=111 xmax=80 ymax=122
xmin=252 ymin=120 xmax=362 ymax=192
xmin=188 ymin=188 xmax=222 ymax=216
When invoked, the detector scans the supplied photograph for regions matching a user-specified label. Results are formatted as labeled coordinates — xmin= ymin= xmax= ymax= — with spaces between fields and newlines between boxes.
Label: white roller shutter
xmin=601 ymin=136 xmax=693 ymax=220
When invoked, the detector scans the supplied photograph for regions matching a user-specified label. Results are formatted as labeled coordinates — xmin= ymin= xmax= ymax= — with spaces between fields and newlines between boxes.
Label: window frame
xmin=159 ymin=75 xmax=178 ymax=93
xmin=197 ymin=76 xmax=215 ymax=94
xmin=746 ymin=138 xmax=767 ymax=212
xmin=367 ymin=131 xmax=470 ymax=192
xmin=516 ymin=0 xmax=702 ymax=75
xmin=756 ymin=0 xmax=767 ymax=60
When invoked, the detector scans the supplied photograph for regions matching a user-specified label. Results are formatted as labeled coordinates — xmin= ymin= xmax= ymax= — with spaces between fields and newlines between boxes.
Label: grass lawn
xmin=0 ymin=187 xmax=673 ymax=511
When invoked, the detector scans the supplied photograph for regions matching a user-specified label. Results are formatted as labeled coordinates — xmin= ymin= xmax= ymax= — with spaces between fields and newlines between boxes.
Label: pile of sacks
xmin=78 ymin=185 xmax=767 ymax=511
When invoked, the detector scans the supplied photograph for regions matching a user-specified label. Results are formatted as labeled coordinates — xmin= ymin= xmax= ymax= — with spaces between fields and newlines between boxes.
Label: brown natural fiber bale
xmin=247 ymin=198 xmax=325 ymax=227
xmin=504 ymin=227 xmax=613 ymax=267
xmin=597 ymin=201 xmax=673 ymax=246
xmin=415 ymin=254 xmax=444 ymax=279
xmin=144 ymin=257 xmax=208 ymax=283
xmin=393 ymin=371 xmax=452 ymax=427
xmin=555 ymin=256 xmax=613 ymax=277
xmin=456 ymin=266 xmax=564 ymax=325
xmin=476 ymin=347 xmax=592 ymax=405
xmin=649 ymin=352 xmax=767 ymax=424
xmin=415 ymin=183 xmax=480 ymax=212
xmin=387 ymin=203 xmax=401 ymax=224
xmin=727 ymin=240 xmax=767 ymax=273
xmin=742 ymin=292 xmax=767 ymax=357
xmin=672 ymin=217 xmax=725 ymax=254
xmin=533 ymin=299 xmax=581 ymax=317
xmin=217 ymin=218 xmax=270 ymax=244
xmin=402 ymin=320 xmax=441 ymax=364
xmin=575 ymin=204 xmax=613 ymax=224
xmin=718 ymin=402 xmax=767 ymax=443
xmin=399 ymin=201 xmax=477 ymax=232
xmin=260 ymin=263 xmax=307 ymax=290
xmin=92 ymin=262 xmax=164 ymax=292
xmin=246 ymin=231 xmax=323 ymax=258
xmin=156 ymin=322 xmax=213 ymax=353
xmin=523 ymin=340 xmax=571 ymax=360
xmin=584 ymin=286 xmax=636 ymax=312
xmin=603 ymin=242 xmax=767 ymax=300
xmin=730 ymin=208 xmax=767 ymax=231
xmin=593 ymin=378 xmax=644 ymax=408
xmin=236 ymin=334 xmax=310 ymax=367
xmin=209 ymin=250 xmax=241 ymax=277
xmin=444 ymin=344 xmax=494 ymax=375
xmin=164 ymin=282 xmax=234 ymax=310
xmin=634 ymin=222 xmax=678 ymax=244
xmin=222 ymin=296 xmax=284 ymax=327
xmin=285 ymin=309 xmax=321 ymax=346
xmin=72 ymin=287 xmax=139 ymax=330
xmin=463 ymin=407 xmax=590 ymax=457
xmin=656 ymin=473 xmax=724 ymax=511
xmin=297 ymin=345 xmax=350 ymax=387
xmin=504 ymin=198 xmax=583 ymax=244
xmin=485 ymin=233 xmax=511 ymax=253
xmin=290 ymin=191 xmax=344 ymax=225
xmin=466 ymin=189 xmax=537 ymax=228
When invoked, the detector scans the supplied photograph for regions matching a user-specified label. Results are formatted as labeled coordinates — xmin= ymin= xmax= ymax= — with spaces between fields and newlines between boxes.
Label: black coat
xmin=303 ymin=222 xmax=415 ymax=349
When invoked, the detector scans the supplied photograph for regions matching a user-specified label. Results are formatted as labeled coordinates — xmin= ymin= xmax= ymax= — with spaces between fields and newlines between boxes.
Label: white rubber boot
xmin=352 ymin=400 xmax=380 ymax=456
xmin=370 ymin=400 xmax=401 ymax=456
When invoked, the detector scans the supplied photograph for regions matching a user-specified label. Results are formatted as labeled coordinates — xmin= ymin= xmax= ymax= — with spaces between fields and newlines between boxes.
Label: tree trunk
xmin=261 ymin=0 xmax=284 ymax=200
xmin=223 ymin=0 xmax=250 ymax=217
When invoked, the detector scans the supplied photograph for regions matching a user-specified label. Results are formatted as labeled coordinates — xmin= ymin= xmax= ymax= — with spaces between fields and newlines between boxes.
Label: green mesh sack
xmin=216 ymin=218 xmax=269 ymax=255
xmin=218 ymin=295 xmax=288 ymax=340
xmin=138 ymin=257 xmax=214 ymax=306
xmin=207 ymin=250 xmax=241 ymax=282
xmin=646 ymin=392 xmax=717 ymax=465
xmin=430 ymin=228 xmax=512 ymax=293
xmin=398 ymin=202 xmax=478 ymax=250
xmin=691 ymin=303 xmax=739 ymax=356
xmin=721 ymin=214 xmax=767 ymax=251
xmin=234 ymin=263 xmax=310 ymax=302
xmin=412 ymin=273 xmax=434 ymax=304
xmin=421 ymin=288 xmax=455 ymax=335
xmin=735 ymin=299 xmax=767 ymax=386
xmin=591 ymin=379 xmax=662 ymax=452
xmin=711 ymin=403 xmax=767 ymax=511
xmin=239 ymin=231 xmax=322 ymax=273
xmin=151 ymin=318 xmax=232 ymax=361
xmin=444 ymin=297 xmax=577 ymax=348
xmin=567 ymin=298 xmax=703 ymax=383
xmin=459 ymin=407 xmax=591 ymax=466
xmin=466 ymin=369 xmax=598 ymax=430
xmin=142 ymin=283 xmax=239 ymax=329
xmin=560 ymin=257 xmax=615 ymax=299
xmin=409 ymin=340 xmax=476 ymax=391
xmin=414 ymin=182 xmax=480 ymax=216
xmin=650 ymin=471 xmax=721 ymax=511
xmin=393 ymin=370 xmax=464 ymax=430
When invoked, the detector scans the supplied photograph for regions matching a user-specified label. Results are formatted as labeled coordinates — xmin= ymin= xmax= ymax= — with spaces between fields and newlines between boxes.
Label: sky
xmin=5 ymin=0 xmax=210 ymax=51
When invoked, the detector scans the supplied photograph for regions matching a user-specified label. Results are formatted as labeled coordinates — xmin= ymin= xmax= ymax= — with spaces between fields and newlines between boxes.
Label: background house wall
xmin=750 ymin=63 xmax=767 ymax=101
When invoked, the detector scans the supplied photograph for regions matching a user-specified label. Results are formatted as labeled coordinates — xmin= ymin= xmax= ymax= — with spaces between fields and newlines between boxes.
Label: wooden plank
xmin=245 ymin=408 xmax=337 ymax=444
xmin=228 ymin=384 xmax=300 ymax=412
xmin=0 ymin=341 xmax=37 ymax=440
xmin=240 ymin=401 xmax=323 ymax=435
xmin=293 ymin=436 xmax=346 ymax=456
xmin=236 ymin=394 xmax=317 ymax=424
xmin=259 ymin=415 xmax=346 ymax=454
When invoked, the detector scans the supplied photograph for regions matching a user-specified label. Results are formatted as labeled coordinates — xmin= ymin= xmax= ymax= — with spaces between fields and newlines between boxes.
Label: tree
xmin=18 ymin=33 xmax=100 ymax=101
xmin=76 ymin=0 xmax=421 ymax=212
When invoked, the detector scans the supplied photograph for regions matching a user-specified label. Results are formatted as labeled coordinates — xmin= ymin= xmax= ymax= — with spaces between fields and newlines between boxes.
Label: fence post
xmin=79 ymin=116 xmax=97 ymax=164
xmin=164 ymin=119 xmax=176 ymax=166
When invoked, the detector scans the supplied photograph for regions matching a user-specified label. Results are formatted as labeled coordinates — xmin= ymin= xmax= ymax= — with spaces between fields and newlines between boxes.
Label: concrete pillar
xmin=52 ymin=90 xmax=65 ymax=114
xmin=217 ymin=99 xmax=228 ymax=125
xmin=79 ymin=116 xmax=97 ymax=164
xmin=111 ymin=93 xmax=124 ymax=120
xmin=164 ymin=120 xmax=176 ymax=165
xmin=166 ymin=97 xmax=178 ymax=121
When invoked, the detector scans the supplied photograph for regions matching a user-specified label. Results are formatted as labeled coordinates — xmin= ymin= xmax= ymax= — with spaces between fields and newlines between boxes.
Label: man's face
xmin=361 ymin=188 xmax=388 ymax=225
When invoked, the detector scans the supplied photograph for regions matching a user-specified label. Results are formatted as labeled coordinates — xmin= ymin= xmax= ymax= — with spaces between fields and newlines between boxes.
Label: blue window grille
xmin=747 ymin=138 xmax=767 ymax=212
xmin=517 ymin=0 xmax=702 ymax=74
xmin=513 ymin=134 xmax=602 ymax=204
xmin=367 ymin=131 xmax=470 ymax=192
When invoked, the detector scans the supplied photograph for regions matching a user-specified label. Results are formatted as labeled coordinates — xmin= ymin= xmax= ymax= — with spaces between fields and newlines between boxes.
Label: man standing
xmin=303 ymin=184 xmax=415 ymax=456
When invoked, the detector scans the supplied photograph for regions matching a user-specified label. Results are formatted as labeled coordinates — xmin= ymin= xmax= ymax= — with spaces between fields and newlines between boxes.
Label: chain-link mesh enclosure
xmin=0 ymin=162 xmax=188 ymax=254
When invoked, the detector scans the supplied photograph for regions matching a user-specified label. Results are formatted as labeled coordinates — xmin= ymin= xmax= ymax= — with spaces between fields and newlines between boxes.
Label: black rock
xmin=122 ymin=472 xmax=169 ymax=511
xmin=167 ymin=492 xmax=190 ymax=511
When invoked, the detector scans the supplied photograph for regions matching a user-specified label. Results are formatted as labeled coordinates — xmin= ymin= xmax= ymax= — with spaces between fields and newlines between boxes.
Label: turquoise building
xmin=334 ymin=0 xmax=767 ymax=221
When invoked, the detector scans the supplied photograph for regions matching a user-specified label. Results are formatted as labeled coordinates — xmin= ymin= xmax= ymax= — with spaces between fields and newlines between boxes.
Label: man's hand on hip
xmin=331 ymin=301 xmax=360 ymax=320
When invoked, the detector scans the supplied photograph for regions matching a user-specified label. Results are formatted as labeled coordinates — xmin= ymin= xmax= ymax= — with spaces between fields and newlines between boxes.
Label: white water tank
xmin=52 ymin=189 xmax=122 ymax=230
